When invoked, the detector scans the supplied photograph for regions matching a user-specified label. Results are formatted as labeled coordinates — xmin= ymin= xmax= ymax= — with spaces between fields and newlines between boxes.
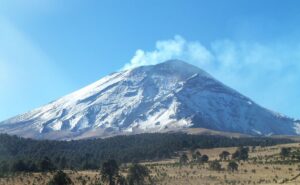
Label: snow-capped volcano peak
xmin=0 ymin=60 xmax=298 ymax=140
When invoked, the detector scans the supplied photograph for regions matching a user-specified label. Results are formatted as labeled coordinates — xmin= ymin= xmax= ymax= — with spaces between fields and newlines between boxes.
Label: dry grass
xmin=1 ymin=143 xmax=300 ymax=185
xmin=0 ymin=171 xmax=100 ymax=185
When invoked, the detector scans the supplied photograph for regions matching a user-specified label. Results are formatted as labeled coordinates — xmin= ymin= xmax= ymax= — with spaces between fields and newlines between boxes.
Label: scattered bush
xmin=227 ymin=161 xmax=238 ymax=172
xmin=232 ymin=147 xmax=249 ymax=161
xmin=47 ymin=170 xmax=73 ymax=185
xmin=127 ymin=163 xmax=150 ymax=185
xmin=219 ymin=151 xmax=230 ymax=161
xmin=209 ymin=160 xmax=222 ymax=171
xmin=179 ymin=154 xmax=189 ymax=165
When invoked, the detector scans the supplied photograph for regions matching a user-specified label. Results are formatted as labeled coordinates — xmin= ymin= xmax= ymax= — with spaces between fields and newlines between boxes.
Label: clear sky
xmin=0 ymin=0 xmax=300 ymax=121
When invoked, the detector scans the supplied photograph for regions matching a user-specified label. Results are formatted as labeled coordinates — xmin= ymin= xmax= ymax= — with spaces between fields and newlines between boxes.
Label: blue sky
xmin=0 ymin=0 xmax=300 ymax=120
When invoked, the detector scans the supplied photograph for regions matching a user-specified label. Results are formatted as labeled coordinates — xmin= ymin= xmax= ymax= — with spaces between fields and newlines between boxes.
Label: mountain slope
xmin=0 ymin=60 xmax=299 ymax=140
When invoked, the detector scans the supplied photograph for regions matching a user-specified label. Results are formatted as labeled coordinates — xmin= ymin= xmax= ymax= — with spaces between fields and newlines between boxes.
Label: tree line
xmin=0 ymin=133 xmax=293 ymax=175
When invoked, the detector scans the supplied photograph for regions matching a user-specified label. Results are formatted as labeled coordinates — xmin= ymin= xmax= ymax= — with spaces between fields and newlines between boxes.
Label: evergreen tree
xmin=0 ymin=161 xmax=9 ymax=177
xmin=192 ymin=151 xmax=202 ymax=162
xmin=209 ymin=160 xmax=222 ymax=171
xmin=11 ymin=160 xmax=27 ymax=172
xmin=179 ymin=154 xmax=189 ymax=165
xmin=219 ymin=151 xmax=230 ymax=161
xmin=101 ymin=159 xmax=119 ymax=185
xmin=48 ymin=170 xmax=73 ymax=185
xmin=227 ymin=161 xmax=238 ymax=172
xmin=232 ymin=147 xmax=249 ymax=161
xmin=200 ymin=155 xmax=209 ymax=163
xmin=39 ymin=156 xmax=56 ymax=172
xmin=280 ymin=147 xmax=291 ymax=158
xmin=60 ymin=156 xmax=68 ymax=169
xmin=127 ymin=163 xmax=150 ymax=185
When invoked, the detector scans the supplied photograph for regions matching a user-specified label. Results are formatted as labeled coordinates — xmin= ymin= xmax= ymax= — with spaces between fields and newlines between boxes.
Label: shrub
xmin=200 ymin=155 xmax=209 ymax=163
xmin=100 ymin=160 xmax=119 ymax=185
xmin=179 ymin=154 xmax=189 ymax=165
xmin=47 ymin=170 xmax=73 ymax=185
xmin=209 ymin=160 xmax=222 ymax=171
xmin=127 ymin=163 xmax=150 ymax=185
xmin=219 ymin=151 xmax=230 ymax=161
xmin=227 ymin=161 xmax=238 ymax=172
xmin=280 ymin=147 xmax=291 ymax=158
xmin=232 ymin=147 xmax=249 ymax=161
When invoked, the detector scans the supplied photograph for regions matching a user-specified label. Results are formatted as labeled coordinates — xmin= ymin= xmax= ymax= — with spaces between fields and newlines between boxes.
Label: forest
xmin=0 ymin=133 xmax=293 ymax=173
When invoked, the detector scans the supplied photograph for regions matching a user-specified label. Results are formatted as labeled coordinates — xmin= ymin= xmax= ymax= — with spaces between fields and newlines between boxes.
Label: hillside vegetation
xmin=0 ymin=133 xmax=293 ymax=173
xmin=1 ymin=142 xmax=300 ymax=184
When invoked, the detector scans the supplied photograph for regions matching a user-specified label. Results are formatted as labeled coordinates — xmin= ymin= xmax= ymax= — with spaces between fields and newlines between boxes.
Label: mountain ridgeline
xmin=0 ymin=60 xmax=299 ymax=140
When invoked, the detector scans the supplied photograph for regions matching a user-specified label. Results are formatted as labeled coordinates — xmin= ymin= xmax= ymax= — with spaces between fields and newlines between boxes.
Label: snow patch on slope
xmin=0 ymin=60 xmax=298 ymax=140
xmin=294 ymin=122 xmax=300 ymax=134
